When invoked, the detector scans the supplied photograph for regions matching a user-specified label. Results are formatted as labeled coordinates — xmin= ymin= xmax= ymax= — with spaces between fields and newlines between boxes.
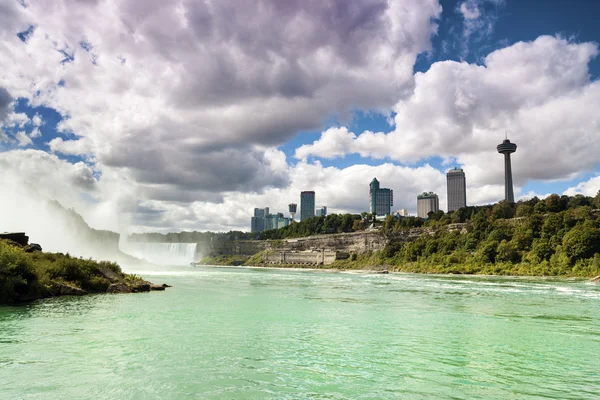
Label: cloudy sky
xmin=1 ymin=0 xmax=599 ymax=233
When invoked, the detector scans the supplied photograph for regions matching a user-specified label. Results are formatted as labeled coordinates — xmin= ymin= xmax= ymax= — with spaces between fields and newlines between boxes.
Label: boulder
xmin=24 ymin=243 xmax=42 ymax=253
xmin=131 ymin=282 xmax=151 ymax=293
xmin=150 ymin=284 xmax=166 ymax=291
xmin=0 ymin=232 xmax=29 ymax=246
xmin=48 ymin=282 xmax=87 ymax=296
xmin=107 ymin=283 xmax=132 ymax=294
xmin=96 ymin=267 xmax=121 ymax=283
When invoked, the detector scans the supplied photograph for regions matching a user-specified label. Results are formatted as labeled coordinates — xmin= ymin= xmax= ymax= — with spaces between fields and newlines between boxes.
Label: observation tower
xmin=288 ymin=203 xmax=297 ymax=222
xmin=497 ymin=138 xmax=517 ymax=203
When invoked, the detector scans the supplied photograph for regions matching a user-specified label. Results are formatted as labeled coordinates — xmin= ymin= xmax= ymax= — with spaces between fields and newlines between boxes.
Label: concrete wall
xmin=263 ymin=250 xmax=338 ymax=265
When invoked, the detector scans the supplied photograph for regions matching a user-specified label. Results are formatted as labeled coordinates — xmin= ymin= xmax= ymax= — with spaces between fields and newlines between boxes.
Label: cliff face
xmin=200 ymin=224 xmax=469 ymax=266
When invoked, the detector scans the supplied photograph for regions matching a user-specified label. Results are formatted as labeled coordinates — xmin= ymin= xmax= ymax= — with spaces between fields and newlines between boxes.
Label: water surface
xmin=1 ymin=265 xmax=599 ymax=399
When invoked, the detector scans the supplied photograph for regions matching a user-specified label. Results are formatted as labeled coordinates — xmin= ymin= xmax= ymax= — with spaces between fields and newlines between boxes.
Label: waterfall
xmin=119 ymin=240 xmax=198 ymax=265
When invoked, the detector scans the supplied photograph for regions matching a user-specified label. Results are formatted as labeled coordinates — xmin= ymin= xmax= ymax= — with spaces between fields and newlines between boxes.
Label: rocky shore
xmin=0 ymin=233 xmax=170 ymax=304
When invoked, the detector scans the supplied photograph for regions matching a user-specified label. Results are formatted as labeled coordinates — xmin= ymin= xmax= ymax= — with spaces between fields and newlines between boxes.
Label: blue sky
xmin=1 ymin=0 xmax=599 ymax=232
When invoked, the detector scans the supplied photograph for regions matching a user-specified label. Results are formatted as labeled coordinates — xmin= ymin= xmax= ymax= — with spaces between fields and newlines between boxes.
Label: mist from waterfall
xmin=119 ymin=239 xmax=198 ymax=266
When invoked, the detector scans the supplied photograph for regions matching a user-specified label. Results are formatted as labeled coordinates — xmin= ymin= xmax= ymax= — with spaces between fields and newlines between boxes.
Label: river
xmin=1 ymin=265 xmax=599 ymax=399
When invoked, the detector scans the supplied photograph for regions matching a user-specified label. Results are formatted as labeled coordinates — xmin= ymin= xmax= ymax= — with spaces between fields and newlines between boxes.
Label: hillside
xmin=341 ymin=193 xmax=600 ymax=277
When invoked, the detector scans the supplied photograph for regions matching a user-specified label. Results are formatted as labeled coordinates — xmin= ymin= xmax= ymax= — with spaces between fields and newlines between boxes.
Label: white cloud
xmin=563 ymin=175 xmax=600 ymax=197
xmin=459 ymin=2 xmax=480 ymax=20
xmin=14 ymin=130 xmax=32 ymax=146
xmin=0 ymin=0 xmax=442 ymax=202
xmin=455 ymin=0 xmax=505 ymax=58
xmin=47 ymin=137 xmax=93 ymax=156
xmin=30 ymin=126 xmax=41 ymax=138
xmin=32 ymin=113 xmax=44 ymax=126
xmin=295 ymin=127 xmax=357 ymax=160
xmin=131 ymin=158 xmax=450 ymax=232
xmin=298 ymin=36 xmax=600 ymax=196
xmin=3 ymin=112 xmax=29 ymax=128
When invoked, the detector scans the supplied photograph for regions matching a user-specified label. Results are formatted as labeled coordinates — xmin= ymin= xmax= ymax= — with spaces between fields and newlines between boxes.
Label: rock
xmin=48 ymin=281 xmax=87 ymax=296
xmin=150 ymin=284 xmax=166 ymax=291
xmin=24 ymin=243 xmax=42 ymax=253
xmin=162 ymin=284 xmax=171 ymax=288
xmin=131 ymin=282 xmax=151 ymax=293
xmin=0 ymin=232 xmax=29 ymax=246
xmin=107 ymin=283 xmax=132 ymax=294
xmin=96 ymin=267 xmax=121 ymax=283
xmin=591 ymin=276 xmax=600 ymax=282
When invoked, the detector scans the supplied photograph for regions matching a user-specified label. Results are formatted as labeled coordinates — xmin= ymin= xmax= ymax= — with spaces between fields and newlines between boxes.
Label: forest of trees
xmin=356 ymin=192 xmax=600 ymax=276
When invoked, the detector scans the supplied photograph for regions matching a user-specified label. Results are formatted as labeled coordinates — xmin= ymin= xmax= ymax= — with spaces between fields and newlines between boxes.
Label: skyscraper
xmin=369 ymin=178 xmax=393 ymax=216
xmin=315 ymin=206 xmax=327 ymax=217
xmin=250 ymin=207 xmax=269 ymax=232
xmin=300 ymin=191 xmax=315 ymax=221
xmin=497 ymin=138 xmax=517 ymax=203
xmin=447 ymin=167 xmax=467 ymax=212
xmin=417 ymin=192 xmax=439 ymax=218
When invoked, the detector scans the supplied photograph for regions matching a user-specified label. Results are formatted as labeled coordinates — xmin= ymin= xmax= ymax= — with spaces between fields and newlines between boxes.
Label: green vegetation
xmin=242 ymin=193 xmax=600 ymax=277
xmin=0 ymin=239 xmax=145 ymax=304
xmin=357 ymin=193 xmax=600 ymax=277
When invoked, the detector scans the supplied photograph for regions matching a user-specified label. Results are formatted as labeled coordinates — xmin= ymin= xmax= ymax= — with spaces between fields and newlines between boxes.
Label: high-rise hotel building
xmin=417 ymin=192 xmax=439 ymax=218
xmin=369 ymin=178 xmax=393 ymax=216
xmin=447 ymin=167 xmax=467 ymax=212
xmin=300 ymin=191 xmax=316 ymax=221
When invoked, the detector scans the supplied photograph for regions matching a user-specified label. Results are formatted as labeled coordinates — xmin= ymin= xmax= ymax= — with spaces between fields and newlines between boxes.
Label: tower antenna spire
xmin=505 ymin=130 xmax=508 ymax=140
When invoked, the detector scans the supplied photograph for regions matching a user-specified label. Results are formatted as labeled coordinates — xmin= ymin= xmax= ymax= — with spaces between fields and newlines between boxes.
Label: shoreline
xmin=0 ymin=238 xmax=171 ymax=305
xmin=194 ymin=263 xmax=596 ymax=281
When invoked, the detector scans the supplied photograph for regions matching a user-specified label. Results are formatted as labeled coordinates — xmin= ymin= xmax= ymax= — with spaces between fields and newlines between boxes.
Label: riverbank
xmin=196 ymin=249 xmax=600 ymax=278
xmin=0 ymin=238 xmax=169 ymax=304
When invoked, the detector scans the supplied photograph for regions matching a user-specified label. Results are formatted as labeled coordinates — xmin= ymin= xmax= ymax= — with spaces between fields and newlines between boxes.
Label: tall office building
xmin=497 ymin=138 xmax=517 ymax=203
xmin=447 ymin=167 xmax=467 ymax=212
xmin=315 ymin=206 xmax=328 ymax=217
xmin=264 ymin=213 xmax=290 ymax=230
xmin=369 ymin=178 xmax=393 ymax=216
xmin=250 ymin=207 xmax=269 ymax=232
xmin=300 ymin=191 xmax=315 ymax=221
xmin=417 ymin=192 xmax=439 ymax=218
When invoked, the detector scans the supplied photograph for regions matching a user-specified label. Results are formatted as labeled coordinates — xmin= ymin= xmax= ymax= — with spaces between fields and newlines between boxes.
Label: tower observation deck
xmin=497 ymin=139 xmax=517 ymax=203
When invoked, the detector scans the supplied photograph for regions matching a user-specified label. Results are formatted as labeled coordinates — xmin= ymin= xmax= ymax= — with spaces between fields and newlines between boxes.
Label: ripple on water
xmin=1 ymin=268 xmax=600 ymax=399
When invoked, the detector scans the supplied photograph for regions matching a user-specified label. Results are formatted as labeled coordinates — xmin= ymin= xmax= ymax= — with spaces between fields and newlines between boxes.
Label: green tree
xmin=562 ymin=223 xmax=600 ymax=262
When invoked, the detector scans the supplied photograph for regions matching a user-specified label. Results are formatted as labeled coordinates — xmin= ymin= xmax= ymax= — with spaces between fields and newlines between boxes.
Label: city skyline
xmin=1 ymin=0 xmax=599 ymax=233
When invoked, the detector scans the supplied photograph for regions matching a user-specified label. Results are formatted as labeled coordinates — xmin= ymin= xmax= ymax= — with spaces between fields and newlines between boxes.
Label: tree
xmin=545 ymin=194 xmax=562 ymax=213
xmin=562 ymin=223 xmax=600 ymax=262
xmin=515 ymin=204 xmax=533 ymax=218
xmin=533 ymin=201 xmax=547 ymax=214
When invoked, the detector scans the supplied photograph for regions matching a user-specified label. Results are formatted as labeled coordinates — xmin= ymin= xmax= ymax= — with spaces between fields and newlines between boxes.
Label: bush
xmin=0 ymin=240 xmax=126 ymax=304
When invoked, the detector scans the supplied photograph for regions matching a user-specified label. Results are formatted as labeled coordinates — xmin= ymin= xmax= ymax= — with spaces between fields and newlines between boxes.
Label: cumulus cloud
xmin=0 ymin=87 xmax=12 ymax=122
xmin=47 ymin=137 xmax=93 ymax=156
xmin=31 ymin=113 xmax=43 ymax=127
xmin=299 ymin=36 xmax=600 ymax=194
xmin=14 ymin=130 xmax=32 ymax=146
xmin=0 ymin=0 xmax=442 ymax=201
xmin=563 ymin=175 xmax=600 ymax=197
xmin=295 ymin=127 xmax=357 ymax=160
xmin=132 ymin=159 xmax=449 ymax=232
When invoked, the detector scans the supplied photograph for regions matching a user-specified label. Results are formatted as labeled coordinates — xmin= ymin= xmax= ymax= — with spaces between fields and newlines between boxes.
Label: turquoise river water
xmin=1 ymin=265 xmax=600 ymax=399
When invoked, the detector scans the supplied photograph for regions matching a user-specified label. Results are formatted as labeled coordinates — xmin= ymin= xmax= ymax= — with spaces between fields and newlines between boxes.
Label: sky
xmin=1 ymin=0 xmax=599 ymax=234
